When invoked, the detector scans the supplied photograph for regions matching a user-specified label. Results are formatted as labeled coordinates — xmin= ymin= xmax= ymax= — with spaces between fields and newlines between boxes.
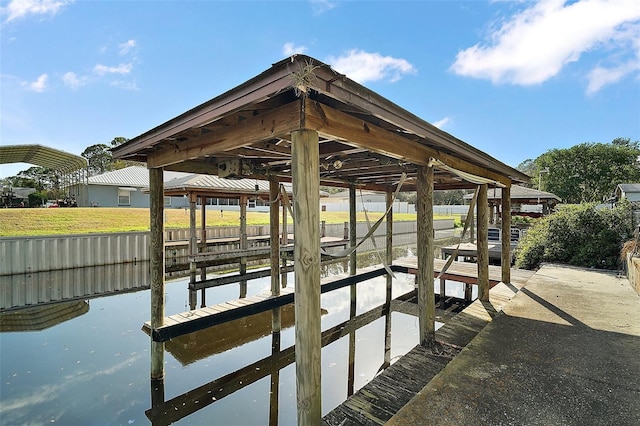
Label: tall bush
xmin=515 ymin=200 xmax=634 ymax=270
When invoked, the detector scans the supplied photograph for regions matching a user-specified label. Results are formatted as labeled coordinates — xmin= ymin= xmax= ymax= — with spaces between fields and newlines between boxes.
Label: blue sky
xmin=1 ymin=0 xmax=639 ymax=179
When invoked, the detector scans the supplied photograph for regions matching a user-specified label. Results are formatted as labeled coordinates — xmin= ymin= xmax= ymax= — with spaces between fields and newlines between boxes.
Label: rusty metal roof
xmin=112 ymin=55 xmax=530 ymax=191
xmin=0 ymin=144 xmax=87 ymax=174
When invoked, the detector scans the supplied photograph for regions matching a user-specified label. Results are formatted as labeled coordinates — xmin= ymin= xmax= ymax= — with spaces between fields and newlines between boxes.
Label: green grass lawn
xmin=0 ymin=207 xmax=459 ymax=237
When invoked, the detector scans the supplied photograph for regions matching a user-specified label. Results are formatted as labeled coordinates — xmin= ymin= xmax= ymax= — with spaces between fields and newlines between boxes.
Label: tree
xmin=533 ymin=138 xmax=640 ymax=203
xmin=515 ymin=159 xmax=535 ymax=187
xmin=81 ymin=143 xmax=113 ymax=176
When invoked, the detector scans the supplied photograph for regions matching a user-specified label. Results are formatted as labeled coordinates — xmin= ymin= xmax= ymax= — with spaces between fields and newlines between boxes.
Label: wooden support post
xmin=239 ymin=195 xmax=248 ymax=298
xmin=416 ymin=165 xmax=435 ymax=347
xmin=200 ymin=196 xmax=207 ymax=281
xmin=149 ymin=167 xmax=165 ymax=380
xmin=281 ymin=198 xmax=288 ymax=288
xmin=269 ymin=175 xmax=281 ymax=333
xmin=501 ymin=185 xmax=512 ymax=283
xmin=385 ymin=189 xmax=393 ymax=312
xmin=321 ymin=220 xmax=326 ymax=238
xmin=439 ymin=277 xmax=446 ymax=308
xmin=292 ymin=129 xmax=321 ymax=425
xmin=188 ymin=192 xmax=197 ymax=309
xmin=489 ymin=204 xmax=495 ymax=224
xmin=349 ymin=184 xmax=357 ymax=317
xmin=477 ymin=184 xmax=490 ymax=302
xmin=469 ymin=210 xmax=475 ymax=243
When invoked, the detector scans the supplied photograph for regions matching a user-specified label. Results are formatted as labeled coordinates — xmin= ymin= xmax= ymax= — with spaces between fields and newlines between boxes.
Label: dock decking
xmin=144 ymin=258 xmax=530 ymax=342
xmin=322 ymin=266 xmax=535 ymax=426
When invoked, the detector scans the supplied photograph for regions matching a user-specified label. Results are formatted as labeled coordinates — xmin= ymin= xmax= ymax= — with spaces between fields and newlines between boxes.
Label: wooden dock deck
xmin=322 ymin=266 xmax=535 ymax=426
xmin=145 ymin=258 xmax=534 ymax=342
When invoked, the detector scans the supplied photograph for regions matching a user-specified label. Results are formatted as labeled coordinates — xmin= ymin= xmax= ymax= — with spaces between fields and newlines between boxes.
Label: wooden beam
xmin=291 ymin=129 xmax=322 ymax=425
xmin=304 ymin=98 xmax=510 ymax=186
xmin=416 ymin=165 xmax=435 ymax=347
xmin=149 ymin=167 xmax=165 ymax=380
xmin=477 ymin=184 xmax=490 ymax=302
xmin=147 ymin=100 xmax=302 ymax=169
xmin=501 ymin=185 xmax=512 ymax=283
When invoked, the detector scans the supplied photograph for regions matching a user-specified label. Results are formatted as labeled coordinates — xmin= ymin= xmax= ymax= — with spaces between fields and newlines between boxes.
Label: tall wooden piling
xmin=200 ymin=196 xmax=207 ymax=281
xmin=149 ymin=167 xmax=165 ymax=380
xmin=477 ymin=184 xmax=490 ymax=301
xmin=281 ymin=198 xmax=288 ymax=288
xmin=416 ymin=165 xmax=435 ymax=347
xmin=189 ymin=192 xmax=197 ymax=309
xmin=291 ymin=129 xmax=321 ymax=425
xmin=269 ymin=175 xmax=281 ymax=333
xmin=501 ymin=185 xmax=512 ymax=284
xmin=385 ymin=189 xmax=393 ymax=309
xmin=239 ymin=195 xmax=248 ymax=298
xmin=349 ymin=184 xmax=357 ymax=316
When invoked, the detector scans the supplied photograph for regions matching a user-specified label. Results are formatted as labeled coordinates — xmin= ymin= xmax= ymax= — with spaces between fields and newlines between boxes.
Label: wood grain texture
xmin=416 ymin=165 xmax=435 ymax=347
xmin=292 ymin=129 xmax=322 ymax=425
xmin=501 ymin=185 xmax=512 ymax=283
xmin=477 ymin=184 xmax=489 ymax=301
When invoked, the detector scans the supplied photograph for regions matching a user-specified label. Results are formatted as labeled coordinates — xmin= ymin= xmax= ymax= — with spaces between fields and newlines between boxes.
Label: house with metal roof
xmin=69 ymin=166 xmax=189 ymax=207
xmin=615 ymin=183 xmax=640 ymax=202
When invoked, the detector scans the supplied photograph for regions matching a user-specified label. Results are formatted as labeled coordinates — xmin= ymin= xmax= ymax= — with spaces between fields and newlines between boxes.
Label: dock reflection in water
xmin=0 ymin=259 xmax=433 ymax=425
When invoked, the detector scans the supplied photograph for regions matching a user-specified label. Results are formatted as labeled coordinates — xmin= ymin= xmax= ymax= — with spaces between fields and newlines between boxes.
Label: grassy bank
xmin=0 ymin=208 xmax=461 ymax=237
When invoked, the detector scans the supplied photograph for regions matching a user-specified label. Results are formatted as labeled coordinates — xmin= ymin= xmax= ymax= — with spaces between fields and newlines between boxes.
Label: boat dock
xmin=324 ymin=264 xmax=640 ymax=425
xmin=143 ymin=258 xmax=534 ymax=343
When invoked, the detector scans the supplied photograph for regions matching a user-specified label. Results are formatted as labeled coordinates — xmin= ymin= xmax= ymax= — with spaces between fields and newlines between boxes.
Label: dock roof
xmin=112 ymin=55 xmax=530 ymax=191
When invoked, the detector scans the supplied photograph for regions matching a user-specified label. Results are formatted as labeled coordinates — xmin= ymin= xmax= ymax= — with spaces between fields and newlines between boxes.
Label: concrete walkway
xmin=388 ymin=264 xmax=640 ymax=426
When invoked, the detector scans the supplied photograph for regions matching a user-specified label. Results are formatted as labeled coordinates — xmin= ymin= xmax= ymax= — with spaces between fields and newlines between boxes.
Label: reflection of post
xmin=269 ymin=175 xmax=281 ymax=333
xmin=239 ymin=195 xmax=248 ymax=298
xmin=269 ymin=332 xmax=281 ymax=426
xmin=292 ymin=128 xmax=321 ymax=425
xmin=150 ymin=378 xmax=165 ymax=425
xmin=347 ymin=327 xmax=356 ymax=397
xmin=383 ymin=309 xmax=391 ymax=371
xmin=149 ymin=167 xmax=165 ymax=380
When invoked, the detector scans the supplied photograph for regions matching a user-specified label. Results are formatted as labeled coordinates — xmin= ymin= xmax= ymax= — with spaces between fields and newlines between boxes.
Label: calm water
xmin=1 ymin=257 xmax=467 ymax=426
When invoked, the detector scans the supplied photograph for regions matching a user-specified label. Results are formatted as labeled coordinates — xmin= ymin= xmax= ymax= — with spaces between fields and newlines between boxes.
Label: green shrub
xmin=515 ymin=200 xmax=634 ymax=270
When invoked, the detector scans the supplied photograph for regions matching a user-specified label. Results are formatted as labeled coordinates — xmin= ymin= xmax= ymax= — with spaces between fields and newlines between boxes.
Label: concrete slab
xmin=388 ymin=264 xmax=640 ymax=425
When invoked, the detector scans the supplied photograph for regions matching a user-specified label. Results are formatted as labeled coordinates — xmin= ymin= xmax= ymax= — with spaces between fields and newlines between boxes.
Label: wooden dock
xmin=143 ymin=267 xmax=389 ymax=342
xmin=394 ymin=256 xmax=534 ymax=287
xmin=322 ymin=267 xmax=535 ymax=426
xmin=144 ymin=258 xmax=533 ymax=342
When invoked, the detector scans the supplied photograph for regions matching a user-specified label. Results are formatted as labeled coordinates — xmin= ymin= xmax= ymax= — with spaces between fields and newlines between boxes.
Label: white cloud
xmin=109 ymin=79 xmax=139 ymax=91
xmin=93 ymin=63 xmax=133 ymax=76
xmin=2 ymin=0 xmax=73 ymax=23
xmin=432 ymin=116 xmax=452 ymax=129
xmin=451 ymin=0 xmax=640 ymax=92
xmin=22 ymin=73 xmax=48 ymax=92
xmin=310 ymin=0 xmax=336 ymax=14
xmin=62 ymin=71 xmax=88 ymax=90
xmin=283 ymin=42 xmax=307 ymax=56
xmin=325 ymin=50 xmax=416 ymax=84
xmin=118 ymin=39 xmax=136 ymax=56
